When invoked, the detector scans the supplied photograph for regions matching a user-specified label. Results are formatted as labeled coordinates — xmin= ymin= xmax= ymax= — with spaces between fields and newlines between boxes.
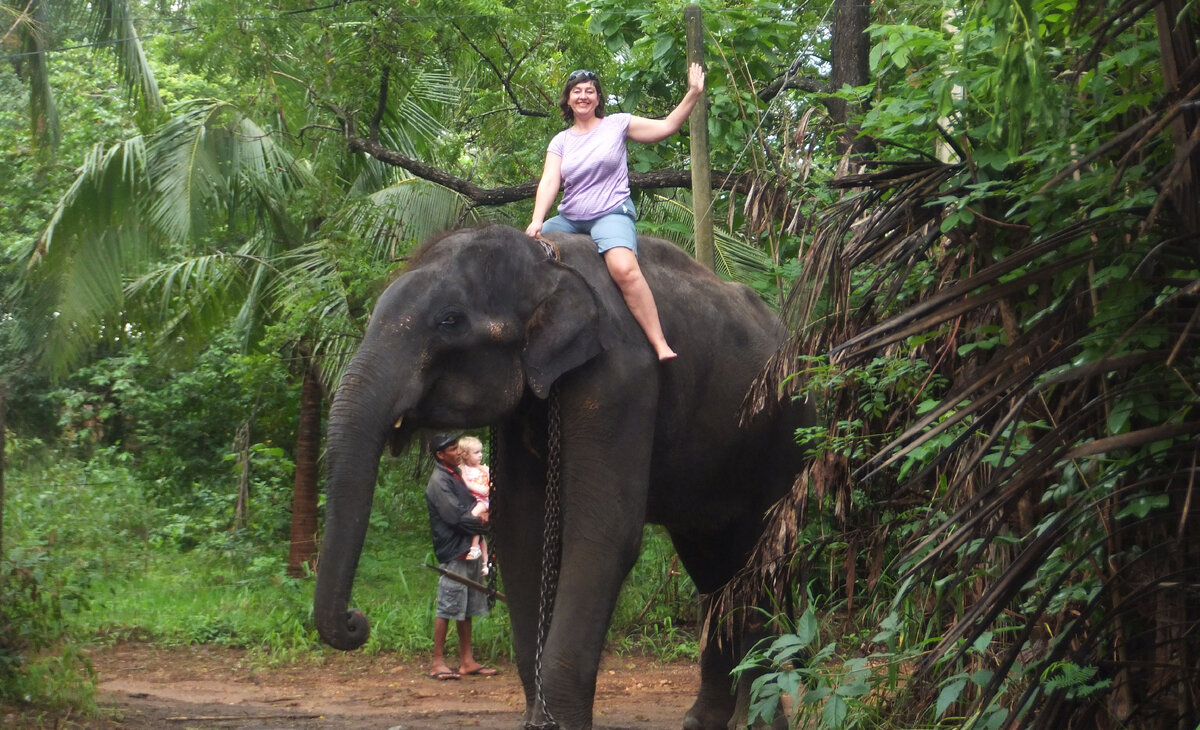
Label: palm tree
xmin=22 ymin=79 xmax=476 ymax=574
xmin=2 ymin=0 xmax=161 ymax=150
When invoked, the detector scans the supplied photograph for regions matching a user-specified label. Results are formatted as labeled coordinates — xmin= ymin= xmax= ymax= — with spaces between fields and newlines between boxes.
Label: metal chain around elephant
xmin=529 ymin=386 xmax=563 ymax=730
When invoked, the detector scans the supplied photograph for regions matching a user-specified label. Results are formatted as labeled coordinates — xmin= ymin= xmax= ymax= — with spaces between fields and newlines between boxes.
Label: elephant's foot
xmin=683 ymin=698 xmax=733 ymax=730
xmin=523 ymin=704 xmax=571 ymax=730
xmin=523 ymin=705 xmax=559 ymax=730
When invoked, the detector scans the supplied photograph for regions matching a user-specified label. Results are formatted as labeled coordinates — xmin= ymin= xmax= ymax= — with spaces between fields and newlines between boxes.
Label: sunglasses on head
xmin=568 ymin=69 xmax=598 ymax=82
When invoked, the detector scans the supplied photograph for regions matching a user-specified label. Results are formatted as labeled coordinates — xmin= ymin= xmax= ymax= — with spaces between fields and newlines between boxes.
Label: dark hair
xmin=558 ymin=70 xmax=605 ymax=124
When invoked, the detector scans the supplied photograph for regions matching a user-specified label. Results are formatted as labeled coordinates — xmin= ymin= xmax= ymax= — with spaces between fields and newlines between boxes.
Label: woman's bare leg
xmin=604 ymin=247 xmax=677 ymax=360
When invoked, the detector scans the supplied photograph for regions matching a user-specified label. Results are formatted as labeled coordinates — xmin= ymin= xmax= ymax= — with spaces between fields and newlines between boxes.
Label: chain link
xmin=530 ymin=385 xmax=563 ymax=730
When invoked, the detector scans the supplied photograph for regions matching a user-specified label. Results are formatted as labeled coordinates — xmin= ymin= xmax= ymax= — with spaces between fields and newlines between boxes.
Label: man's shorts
xmin=541 ymin=198 xmax=638 ymax=255
xmin=436 ymin=558 xmax=489 ymax=621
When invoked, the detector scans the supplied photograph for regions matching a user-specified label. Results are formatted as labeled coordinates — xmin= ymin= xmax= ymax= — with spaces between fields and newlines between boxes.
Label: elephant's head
xmin=313 ymin=225 xmax=606 ymax=650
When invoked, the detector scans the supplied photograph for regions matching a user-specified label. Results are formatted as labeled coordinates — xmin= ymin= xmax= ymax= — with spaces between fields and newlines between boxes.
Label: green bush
xmin=0 ymin=548 xmax=95 ymax=710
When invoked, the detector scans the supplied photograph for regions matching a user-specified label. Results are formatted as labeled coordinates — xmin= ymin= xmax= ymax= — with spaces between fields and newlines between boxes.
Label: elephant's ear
xmin=523 ymin=261 xmax=606 ymax=399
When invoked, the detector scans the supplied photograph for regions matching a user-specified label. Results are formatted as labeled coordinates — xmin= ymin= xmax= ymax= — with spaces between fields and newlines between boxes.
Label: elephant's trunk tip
xmin=317 ymin=608 xmax=370 ymax=651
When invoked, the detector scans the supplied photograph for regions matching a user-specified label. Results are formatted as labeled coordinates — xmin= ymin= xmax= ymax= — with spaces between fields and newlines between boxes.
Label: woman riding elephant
xmin=526 ymin=64 xmax=706 ymax=361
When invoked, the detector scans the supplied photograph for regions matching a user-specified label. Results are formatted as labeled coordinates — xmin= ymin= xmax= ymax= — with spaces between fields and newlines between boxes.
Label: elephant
xmin=313 ymin=223 xmax=814 ymax=730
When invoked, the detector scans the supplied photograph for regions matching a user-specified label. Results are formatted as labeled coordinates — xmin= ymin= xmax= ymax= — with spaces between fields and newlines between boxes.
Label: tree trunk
xmin=829 ymin=0 xmax=873 ymax=156
xmin=287 ymin=360 xmax=322 ymax=577
xmin=233 ymin=420 xmax=251 ymax=530
xmin=1154 ymin=0 xmax=1200 ymax=236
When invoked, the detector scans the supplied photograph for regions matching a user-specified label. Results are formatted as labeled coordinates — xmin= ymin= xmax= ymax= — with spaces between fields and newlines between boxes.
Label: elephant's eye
xmin=436 ymin=309 xmax=467 ymax=332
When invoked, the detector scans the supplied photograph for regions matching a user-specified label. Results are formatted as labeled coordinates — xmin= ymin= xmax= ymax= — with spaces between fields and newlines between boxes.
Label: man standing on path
xmin=424 ymin=432 xmax=499 ymax=680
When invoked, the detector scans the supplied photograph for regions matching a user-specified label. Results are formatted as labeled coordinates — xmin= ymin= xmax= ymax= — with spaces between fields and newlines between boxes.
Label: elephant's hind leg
xmin=672 ymin=532 xmax=787 ymax=730
xmin=685 ymin=607 xmax=788 ymax=730
xmin=683 ymin=636 xmax=738 ymax=730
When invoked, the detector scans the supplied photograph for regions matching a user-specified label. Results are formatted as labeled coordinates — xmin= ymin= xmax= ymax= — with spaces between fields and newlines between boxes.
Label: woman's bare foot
xmin=657 ymin=348 xmax=678 ymax=361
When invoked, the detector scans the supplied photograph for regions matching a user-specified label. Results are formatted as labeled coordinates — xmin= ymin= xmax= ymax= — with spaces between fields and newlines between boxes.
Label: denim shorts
xmin=435 ymin=558 xmax=489 ymax=621
xmin=541 ymin=198 xmax=638 ymax=255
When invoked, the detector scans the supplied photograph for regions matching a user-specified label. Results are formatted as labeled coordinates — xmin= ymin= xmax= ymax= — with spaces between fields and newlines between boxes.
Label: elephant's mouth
xmin=387 ymin=414 xmax=418 ymax=457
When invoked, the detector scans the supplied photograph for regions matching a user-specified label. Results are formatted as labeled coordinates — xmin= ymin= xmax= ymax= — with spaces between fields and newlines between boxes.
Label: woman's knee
xmin=605 ymin=249 xmax=641 ymax=284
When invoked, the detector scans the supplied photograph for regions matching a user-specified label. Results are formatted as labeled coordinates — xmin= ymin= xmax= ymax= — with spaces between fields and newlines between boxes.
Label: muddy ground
xmin=3 ymin=643 xmax=701 ymax=729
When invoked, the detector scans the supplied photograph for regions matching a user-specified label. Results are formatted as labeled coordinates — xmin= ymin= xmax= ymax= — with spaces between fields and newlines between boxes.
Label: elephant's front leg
xmin=491 ymin=415 xmax=551 ymax=723
xmin=534 ymin=392 xmax=655 ymax=729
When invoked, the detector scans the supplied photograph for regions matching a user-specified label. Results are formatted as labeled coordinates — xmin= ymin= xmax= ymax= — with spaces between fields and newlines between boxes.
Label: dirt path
xmin=64 ymin=643 xmax=699 ymax=729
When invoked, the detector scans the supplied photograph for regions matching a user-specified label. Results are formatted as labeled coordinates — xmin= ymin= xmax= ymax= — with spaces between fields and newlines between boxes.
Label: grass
xmin=3 ymin=445 xmax=700 ymax=705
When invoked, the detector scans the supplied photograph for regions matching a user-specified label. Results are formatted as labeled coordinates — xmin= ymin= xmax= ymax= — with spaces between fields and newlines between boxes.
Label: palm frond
xmin=379 ymin=63 xmax=460 ymax=157
xmin=270 ymin=239 xmax=359 ymax=393
xmin=86 ymin=0 xmax=162 ymax=119
xmin=24 ymin=138 xmax=152 ymax=373
xmin=334 ymin=174 xmax=479 ymax=261
xmin=17 ymin=0 xmax=59 ymax=149
xmin=637 ymin=192 xmax=774 ymax=287
xmin=23 ymin=99 xmax=318 ymax=375
xmin=124 ymin=250 xmax=253 ymax=353
xmin=144 ymin=101 xmax=233 ymax=241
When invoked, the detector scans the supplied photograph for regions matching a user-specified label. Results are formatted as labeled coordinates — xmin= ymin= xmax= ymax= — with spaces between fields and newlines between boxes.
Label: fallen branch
xmin=165 ymin=714 xmax=320 ymax=722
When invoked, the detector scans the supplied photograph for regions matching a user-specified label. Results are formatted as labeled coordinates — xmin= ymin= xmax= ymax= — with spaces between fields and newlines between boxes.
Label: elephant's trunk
xmin=313 ymin=366 xmax=393 ymax=651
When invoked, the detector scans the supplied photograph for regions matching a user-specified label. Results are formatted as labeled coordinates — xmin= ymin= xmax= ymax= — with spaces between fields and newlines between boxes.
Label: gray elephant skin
xmin=313 ymin=224 xmax=813 ymax=730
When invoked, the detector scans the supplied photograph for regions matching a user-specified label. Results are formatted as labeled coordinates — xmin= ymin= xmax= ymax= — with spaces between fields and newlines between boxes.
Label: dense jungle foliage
xmin=3 ymin=0 xmax=1199 ymax=728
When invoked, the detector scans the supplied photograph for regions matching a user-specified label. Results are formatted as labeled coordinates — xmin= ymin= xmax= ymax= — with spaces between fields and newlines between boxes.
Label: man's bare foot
xmin=429 ymin=663 xmax=459 ymax=680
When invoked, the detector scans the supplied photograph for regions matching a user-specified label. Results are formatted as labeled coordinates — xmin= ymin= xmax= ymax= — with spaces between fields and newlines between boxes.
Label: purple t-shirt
xmin=548 ymin=113 xmax=631 ymax=220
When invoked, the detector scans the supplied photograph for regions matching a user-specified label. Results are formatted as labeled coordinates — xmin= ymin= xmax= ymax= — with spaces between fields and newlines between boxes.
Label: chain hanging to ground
xmin=529 ymin=386 xmax=563 ymax=730
xmin=486 ymin=427 xmax=499 ymax=611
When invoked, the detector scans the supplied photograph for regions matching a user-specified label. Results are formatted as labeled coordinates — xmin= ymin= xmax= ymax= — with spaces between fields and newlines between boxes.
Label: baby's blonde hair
xmin=458 ymin=435 xmax=483 ymax=452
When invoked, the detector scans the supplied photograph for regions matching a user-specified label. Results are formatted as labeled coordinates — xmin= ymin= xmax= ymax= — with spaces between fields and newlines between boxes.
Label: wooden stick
xmin=425 ymin=562 xmax=507 ymax=603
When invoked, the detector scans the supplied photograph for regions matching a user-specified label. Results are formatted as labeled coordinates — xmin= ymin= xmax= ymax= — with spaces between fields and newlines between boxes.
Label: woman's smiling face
xmin=569 ymin=81 xmax=599 ymax=119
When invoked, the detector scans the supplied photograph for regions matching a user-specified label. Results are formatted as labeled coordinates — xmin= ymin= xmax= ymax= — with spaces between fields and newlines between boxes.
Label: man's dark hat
xmin=429 ymin=432 xmax=462 ymax=454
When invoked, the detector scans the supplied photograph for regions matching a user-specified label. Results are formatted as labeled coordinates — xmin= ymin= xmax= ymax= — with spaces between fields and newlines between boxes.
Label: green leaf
xmin=794 ymin=606 xmax=820 ymax=646
xmin=1116 ymin=494 xmax=1169 ymax=520
xmin=936 ymin=676 xmax=966 ymax=717
xmin=971 ymin=630 xmax=994 ymax=654
xmin=822 ymin=693 xmax=849 ymax=727
xmin=1107 ymin=398 xmax=1133 ymax=434
xmin=652 ymin=35 xmax=674 ymax=61
xmin=836 ymin=676 xmax=870 ymax=698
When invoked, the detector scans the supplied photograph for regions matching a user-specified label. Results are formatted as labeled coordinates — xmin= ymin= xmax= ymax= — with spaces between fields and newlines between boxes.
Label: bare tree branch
xmin=758 ymin=70 xmax=828 ymax=102
xmin=369 ymin=66 xmax=389 ymax=139
xmin=452 ymin=20 xmax=550 ymax=118
xmin=340 ymin=103 xmax=768 ymax=206
xmin=344 ymin=130 xmax=766 ymax=205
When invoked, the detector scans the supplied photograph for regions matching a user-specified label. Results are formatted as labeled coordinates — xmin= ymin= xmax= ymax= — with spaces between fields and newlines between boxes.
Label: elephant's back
xmin=638 ymin=236 xmax=784 ymax=351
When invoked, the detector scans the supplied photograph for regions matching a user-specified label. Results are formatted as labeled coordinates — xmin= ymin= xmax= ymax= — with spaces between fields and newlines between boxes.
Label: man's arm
xmin=429 ymin=476 xmax=488 ymax=535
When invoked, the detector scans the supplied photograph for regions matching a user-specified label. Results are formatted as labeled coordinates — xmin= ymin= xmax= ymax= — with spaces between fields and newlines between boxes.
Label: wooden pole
xmin=684 ymin=4 xmax=714 ymax=271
